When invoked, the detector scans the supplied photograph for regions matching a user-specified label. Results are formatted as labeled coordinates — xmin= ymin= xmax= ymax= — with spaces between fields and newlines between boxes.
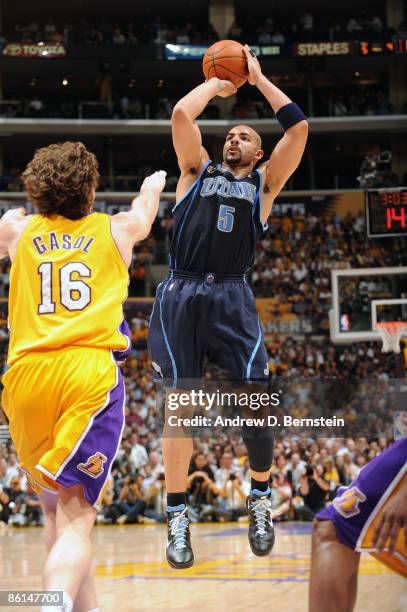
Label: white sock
xmin=84 ymin=608 xmax=100 ymax=612
xmin=41 ymin=590 xmax=73 ymax=612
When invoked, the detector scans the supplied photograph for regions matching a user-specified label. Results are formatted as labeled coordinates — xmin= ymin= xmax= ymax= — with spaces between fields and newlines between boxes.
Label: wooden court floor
xmin=0 ymin=522 xmax=405 ymax=612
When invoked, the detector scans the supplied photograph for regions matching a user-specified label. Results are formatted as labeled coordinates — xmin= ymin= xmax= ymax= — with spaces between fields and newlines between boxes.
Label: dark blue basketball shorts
xmin=148 ymin=271 xmax=269 ymax=387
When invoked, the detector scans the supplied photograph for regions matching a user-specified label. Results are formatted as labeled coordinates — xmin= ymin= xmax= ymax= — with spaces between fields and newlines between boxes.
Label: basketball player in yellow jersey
xmin=0 ymin=141 xmax=166 ymax=612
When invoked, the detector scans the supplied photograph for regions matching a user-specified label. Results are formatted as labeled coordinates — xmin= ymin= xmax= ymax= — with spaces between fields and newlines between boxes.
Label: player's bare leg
xmin=162 ymin=437 xmax=193 ymax=492
xmin=72 ymin=559 xmax=98 ymax=612
xmin=250 ymin=468 xmax=271 ymax=482
xmin=309 ymin=520 xmax=360 ymax=612
xmin=40 ymin=491 xmax=98 ymax=612
xmin=40 ymin=484 xmax=97 ymax=611
xmin=162 ymin=391 xmax=194 ymax=569
xmin=40 ymin=491 xmax=58 ymax=553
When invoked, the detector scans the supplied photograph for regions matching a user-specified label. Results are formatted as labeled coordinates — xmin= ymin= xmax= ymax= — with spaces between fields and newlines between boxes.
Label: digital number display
xmin=366 ymin=189 xmax=407 ymax=238
xmin=359 ymin=40 xmax=407 ymax=55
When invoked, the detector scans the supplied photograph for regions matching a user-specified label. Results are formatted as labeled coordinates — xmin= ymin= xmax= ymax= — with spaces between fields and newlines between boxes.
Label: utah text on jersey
xmin=200 ymin=175 xmax=257 ymax=204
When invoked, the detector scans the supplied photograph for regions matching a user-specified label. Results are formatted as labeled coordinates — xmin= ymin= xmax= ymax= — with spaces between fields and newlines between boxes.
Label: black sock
xmin=251 ymin=478 xmax=270 ymax=494
xmin=167 ymin=492 xmax=187 ymax=509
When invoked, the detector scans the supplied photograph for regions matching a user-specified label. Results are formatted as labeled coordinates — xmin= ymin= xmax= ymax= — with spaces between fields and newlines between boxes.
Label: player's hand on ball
xmin=243 ymin=45 xmax=262 ymax=86
xmin=140 ymin=170 xmax=167 ymax=194
xmin=215 ymin=79 xmax=237 ymax=98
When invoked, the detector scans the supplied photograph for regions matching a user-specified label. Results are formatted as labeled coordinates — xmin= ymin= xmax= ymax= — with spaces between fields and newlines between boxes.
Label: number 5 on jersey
xmin=217 ymin=204 xmax=235 ymax=233
xmin=38 ymin=262 xmax=91 ymax=314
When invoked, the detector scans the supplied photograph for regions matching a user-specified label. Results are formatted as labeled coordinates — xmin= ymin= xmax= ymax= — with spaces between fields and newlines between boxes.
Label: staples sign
xmin=295 ymin=42 xmax=352 ymax=56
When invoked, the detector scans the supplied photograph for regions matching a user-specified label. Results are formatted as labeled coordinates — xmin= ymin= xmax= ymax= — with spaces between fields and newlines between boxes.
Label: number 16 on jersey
xmin=217 ymin=205 xmax=235 ymax=233
xmin=38 ymin=262 xmax=91 ymax=314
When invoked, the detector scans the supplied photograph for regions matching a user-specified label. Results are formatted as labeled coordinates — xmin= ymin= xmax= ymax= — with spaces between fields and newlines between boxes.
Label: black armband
xmin=276 ymin=102 xmax=307 ymax=131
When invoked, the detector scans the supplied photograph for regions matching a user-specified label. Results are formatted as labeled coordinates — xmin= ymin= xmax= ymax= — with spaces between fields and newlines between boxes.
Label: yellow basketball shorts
xmin=2 ymin=347 xmax=125 ymax=508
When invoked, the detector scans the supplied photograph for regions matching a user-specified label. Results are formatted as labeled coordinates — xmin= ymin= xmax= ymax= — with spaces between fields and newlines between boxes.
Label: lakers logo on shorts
xmin=77 ymin=452 xmax=108 ymax=479
xmin=333 ymin=486 xmax=367 ymax=518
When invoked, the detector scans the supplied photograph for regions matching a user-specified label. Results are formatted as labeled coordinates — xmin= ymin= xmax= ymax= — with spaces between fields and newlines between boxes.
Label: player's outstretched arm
xmin=243 ymin=46 xmax=308 ymax=222
xmin=172 ymin=79 xmax=236 ymax=195
xmin=111 ymin=170 xmax=166 ymax=268
xmin=0 ymin=207 xmax=29 ymax=259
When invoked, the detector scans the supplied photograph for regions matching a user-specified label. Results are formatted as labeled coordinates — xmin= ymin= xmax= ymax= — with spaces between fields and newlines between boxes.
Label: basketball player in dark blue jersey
xmin=149 ymin=46 xmax=308 ymax=568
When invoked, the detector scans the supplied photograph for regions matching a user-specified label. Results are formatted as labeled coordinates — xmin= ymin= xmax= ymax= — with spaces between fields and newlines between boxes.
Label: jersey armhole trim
xmin=108 ymin=214 xmax=131 ymax=276
xmin=256 ymin=169 xmax=269 ymax=231
xmin=172 ymin=160 xmax=212 ymax=214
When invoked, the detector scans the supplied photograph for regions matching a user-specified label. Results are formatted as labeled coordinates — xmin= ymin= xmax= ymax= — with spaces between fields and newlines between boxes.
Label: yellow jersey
xmin=7 ymin=212 xmax=130 ymax=365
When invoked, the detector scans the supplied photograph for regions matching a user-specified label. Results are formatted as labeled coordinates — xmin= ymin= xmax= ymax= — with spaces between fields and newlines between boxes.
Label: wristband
xmin=276 ymin=102 xmax=306 ymax=131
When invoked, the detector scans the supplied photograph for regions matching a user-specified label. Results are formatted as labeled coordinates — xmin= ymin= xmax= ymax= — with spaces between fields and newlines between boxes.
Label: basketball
xmin=202 ymin=39 xmax=248 ymax=88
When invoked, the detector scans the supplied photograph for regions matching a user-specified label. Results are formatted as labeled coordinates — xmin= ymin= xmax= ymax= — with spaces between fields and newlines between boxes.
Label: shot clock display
xmin=366 ymin=188 xmax=407 ymax=238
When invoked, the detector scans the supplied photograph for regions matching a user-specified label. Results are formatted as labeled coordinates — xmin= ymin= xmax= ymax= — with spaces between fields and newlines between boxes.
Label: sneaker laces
xmin=250 ymin=497 xmax=272 ymax=536
xmin=169 ymin=507 xmax=189 ymax=550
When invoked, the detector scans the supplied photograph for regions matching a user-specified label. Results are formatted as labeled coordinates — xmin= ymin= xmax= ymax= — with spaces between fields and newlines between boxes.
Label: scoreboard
xmin=366 ymin=188 xmax=407 ymax=238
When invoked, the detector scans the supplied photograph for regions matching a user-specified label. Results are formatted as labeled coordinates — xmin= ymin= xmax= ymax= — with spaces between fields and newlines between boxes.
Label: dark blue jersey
xmin=170 ymin=161 xmax=268 ymax=274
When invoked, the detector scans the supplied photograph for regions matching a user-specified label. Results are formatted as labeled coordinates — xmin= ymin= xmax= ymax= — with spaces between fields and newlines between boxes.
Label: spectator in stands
xmin=5 ymin=476 xmax=27 ymax=526
xmin=0 ymin=481 xmax=9 ymax=522
xmin=369 ymin=15 xmax=383 ymax=34
xmin=347 ymin=18 xmax=363 ymax=36
xmin=29 ymin=97 xmax=43 ymax=115
xmin=142 ymin=471 xmax=166 ymax=522
xmin=323 ymin=457 xmax=340 ymax=500
xmin=103 ymin=475 xmax=145 ymax=524
xmin=24 ymin=483 xmax=43 ymax=525
xmin=300 ymin=12 xmax=314 ymax=39
xmin=127 ymin=23 xmax=138 ymax=44
xmin=44 ymin=18 xmax=57 ymax=41
xmin=176 ymin=27 xmax=190 ymax=44
xmin=129 ymin=432 xmax=149 ymax=470
xmin=215 ymin=469 xmax=250 ymax=522
xmin=258 ymin=26 xmax=272 ymax=45
xmin=0 ymin=457 xmax=8 ymax=487
xmin=112 ymin=27 xmax=126 ymax=44
xmin=271 ymin=29 xmax=286 ymax=44
xmin=116 ymin=475 xmax=147 ymax=524
xmin=96 ymin=474 xmax=115 ymax=524
xmin=187 ymin=452 xmax=219 ymax=522
xmin=5 ymin=451 xmax=19 ymax=485
xmin=286 ymin=451 xmax=306 ymax=488
xmin=296 ymin=464 xmax=329 ymax=520
xmin=333 ymin=98 xmax=348 ymax=117
xmin=15 ymin=21 xmax=41 ymax=42
xmin=270 ymin=471 xmax=292 ymax=519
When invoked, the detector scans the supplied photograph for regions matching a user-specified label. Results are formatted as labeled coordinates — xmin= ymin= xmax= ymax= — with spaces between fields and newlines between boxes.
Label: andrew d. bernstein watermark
xmin=167 ymin=412 xmax=345 ymax=428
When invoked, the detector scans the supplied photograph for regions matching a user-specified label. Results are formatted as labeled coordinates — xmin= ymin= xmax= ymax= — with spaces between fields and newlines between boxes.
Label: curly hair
xmin=22 ymin=141 xmax=100 ymax=220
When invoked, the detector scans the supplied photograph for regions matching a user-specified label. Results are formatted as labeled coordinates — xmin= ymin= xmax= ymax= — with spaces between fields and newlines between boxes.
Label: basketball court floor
xmin=1 ymin=522 xmax=405 ymax=611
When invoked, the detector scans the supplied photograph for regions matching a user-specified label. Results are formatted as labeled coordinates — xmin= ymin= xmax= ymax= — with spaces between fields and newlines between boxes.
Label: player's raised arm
xmin=111 ymin=170 xmax=166 ymax=267
xmin=172 ymin=79 xmax=236 ymax=194
xmin=243 ymin=46 xmax=308 ymax=221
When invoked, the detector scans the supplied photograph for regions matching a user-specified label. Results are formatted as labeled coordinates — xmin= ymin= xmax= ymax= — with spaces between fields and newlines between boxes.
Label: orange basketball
xmin=202 ymin=40 xmax=248 ymax=88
